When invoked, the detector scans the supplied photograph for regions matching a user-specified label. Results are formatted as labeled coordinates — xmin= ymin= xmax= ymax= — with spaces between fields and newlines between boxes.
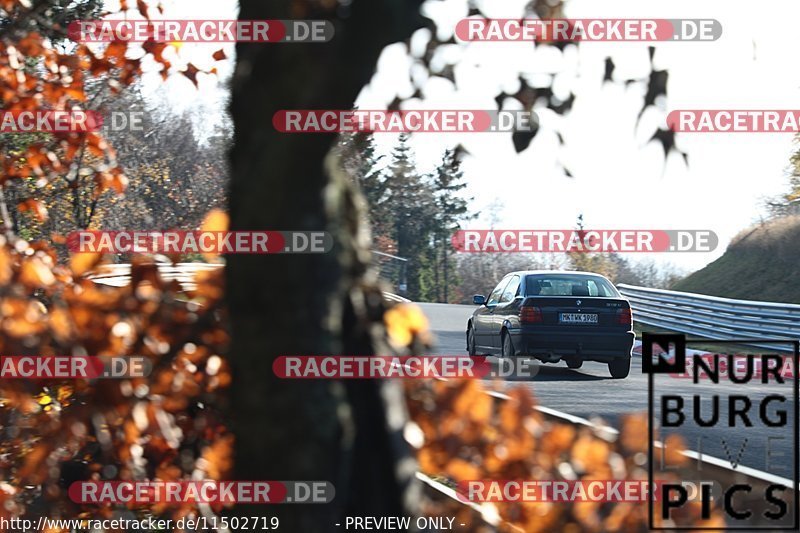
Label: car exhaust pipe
xmin=538 ymin=351 xmax=560 ymax=363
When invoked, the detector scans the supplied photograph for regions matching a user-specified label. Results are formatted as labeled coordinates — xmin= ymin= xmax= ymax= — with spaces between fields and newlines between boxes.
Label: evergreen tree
xmin=340 ymin=132 xmax=394 ymax=239
xmin=339 ymin=135 xmax=476 ymax=302
xmin=766 ymin=143 xmax=800 ymax=217
xmin=567 ymin=214 xmax=618 ymax=278
xmin=385 ymin=134 xmax=437 ymax=300
xmin=431 ymin=149 xmax=474 ymax=302
xmin=417 ymin=246 xmax=439 ymax=302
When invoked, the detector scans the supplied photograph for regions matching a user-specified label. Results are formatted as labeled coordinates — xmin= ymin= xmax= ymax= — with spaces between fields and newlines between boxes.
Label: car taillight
xmin=617 ymin=308 xmax=632 ymax=325
xmin=520 ymin=306 xmax=543 ymax=324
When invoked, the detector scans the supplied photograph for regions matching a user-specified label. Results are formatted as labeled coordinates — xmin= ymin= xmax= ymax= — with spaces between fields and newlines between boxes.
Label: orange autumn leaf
xmin=182 ymin=63 xmax=200 ymax=87
xmin=105 ymin=41 xmax=128 ymax=61
xmin=540 ymin=423 xmax=576 ymax=456
xmin=69 ymin=251 xmax=103 ymax=277
xmin=444 ymin=458 xmax=482 ymax=482
xmin=498 ymin=386 xmax=536 ymax=432
xmin=201 ymin=208 xmax=229 ymax=233
xmin=619 ymin=413 xmax=649 ymax=453
xmin=19 ymin=257 xmax=55 ymax=287
xmin=662 ymin=433 xmax=689 ymax=467
xmin=384 ymin=303 xmax=430 ymax=348
xmin=136 ymin=0 xmax=150 ymax=17
xmin=143 ymin=40 xmax=168 ymax=62
xmin=17 ymin=199 xmax=48 ymax=222
xmin=48 ymin=306 xmax=75 ymax=341
xmin=571 ymin=434 xmax=611 ymax=472
xmin=0 ymin=246 xmax=12 ymax=285
xmin=201 ymin=433 xmax=234 ymax=479
xmin=18 ymin=443 xmax=52 ymax=484
xmin=200 ymin=209 xmax=229 ymax=262
xmin=452 ymin=380 xmax=492 ymax=423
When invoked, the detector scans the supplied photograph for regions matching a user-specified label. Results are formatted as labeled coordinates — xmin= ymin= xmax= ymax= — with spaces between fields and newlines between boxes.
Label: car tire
xmin=467 ymin=327 xmax=476 ymax=356
xmin=608 ymin=357 xmax=631 ymax=379
xmin=566 ymin=358 xmax=583 ymax=369
xmin=501 ymin=331 xmax=515 ymax=358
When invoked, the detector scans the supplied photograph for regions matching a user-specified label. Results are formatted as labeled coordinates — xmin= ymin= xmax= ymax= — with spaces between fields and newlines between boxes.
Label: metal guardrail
xmin=87 ymin=262 xmax=222 ymax=291
xmin=618 ymin=284 xmax=800 ymax=351
xmin=88 ymin=263 xmax=408 ymax=305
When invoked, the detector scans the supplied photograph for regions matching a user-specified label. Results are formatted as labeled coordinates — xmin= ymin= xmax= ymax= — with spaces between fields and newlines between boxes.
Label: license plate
xmin=560 ymin=313 xmax=598 ymax=324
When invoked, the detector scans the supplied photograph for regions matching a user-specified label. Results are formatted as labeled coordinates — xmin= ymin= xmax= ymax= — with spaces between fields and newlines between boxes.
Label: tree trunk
xmin=443 ymin=240 xmax=449 ymax=303
xmin=433 ymin=238 xmax=441 ymax=302
xmin=228 ymin=1 xmax=424 ymax=531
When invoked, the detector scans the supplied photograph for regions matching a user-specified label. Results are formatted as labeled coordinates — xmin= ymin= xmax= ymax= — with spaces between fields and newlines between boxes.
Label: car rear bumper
xmin=509 ymin=327 xmax=635 ymax=361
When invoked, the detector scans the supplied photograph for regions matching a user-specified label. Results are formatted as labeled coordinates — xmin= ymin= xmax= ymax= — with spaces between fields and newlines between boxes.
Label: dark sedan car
xmin=466 ymin=271 xmax=635 ymax=378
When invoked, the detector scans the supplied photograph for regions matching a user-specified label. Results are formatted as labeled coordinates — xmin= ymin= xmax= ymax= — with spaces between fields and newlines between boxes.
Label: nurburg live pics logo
xmin=644 ymin=332 xmax=799 ymax=530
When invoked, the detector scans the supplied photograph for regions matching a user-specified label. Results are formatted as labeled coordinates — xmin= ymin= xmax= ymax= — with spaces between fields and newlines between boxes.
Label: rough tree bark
xmin=228 ymin=1 xmax=424 ymax=531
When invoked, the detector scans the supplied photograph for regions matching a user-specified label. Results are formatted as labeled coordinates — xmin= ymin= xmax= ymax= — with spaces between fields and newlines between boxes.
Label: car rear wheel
xmin=566 ymin=358 xmax=583 ymax=369
xmin=501 ymin=332 xmax=515 ymax=358
xmin=467 ymin=327 xmax=476 ymax=356
xmin=608 ymin=357 xmax=631 ymax=379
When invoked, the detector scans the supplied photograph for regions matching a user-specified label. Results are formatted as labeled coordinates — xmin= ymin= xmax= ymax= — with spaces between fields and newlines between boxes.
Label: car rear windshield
xmin=525 ymin=274 xmax=619 ymax=298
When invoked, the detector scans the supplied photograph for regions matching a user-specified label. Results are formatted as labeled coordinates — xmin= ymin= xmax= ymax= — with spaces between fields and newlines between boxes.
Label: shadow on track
xmin=484 ymin=357 xmax=608 ymax=382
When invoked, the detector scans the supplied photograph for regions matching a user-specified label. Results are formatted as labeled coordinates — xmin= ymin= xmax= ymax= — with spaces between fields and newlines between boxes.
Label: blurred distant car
xmin=466 ymin=271 xmax=635 ymax=378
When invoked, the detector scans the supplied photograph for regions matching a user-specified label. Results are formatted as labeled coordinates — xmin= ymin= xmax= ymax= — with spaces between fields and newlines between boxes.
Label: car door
xmin=473 ymin=276 xmax=510 ymax=352
xmin=493 ymin=275 xmax=522 ymax=341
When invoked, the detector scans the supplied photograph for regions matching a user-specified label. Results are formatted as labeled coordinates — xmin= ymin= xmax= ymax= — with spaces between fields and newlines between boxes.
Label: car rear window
xmin=525 ymin=274 xmax=619 ymax=297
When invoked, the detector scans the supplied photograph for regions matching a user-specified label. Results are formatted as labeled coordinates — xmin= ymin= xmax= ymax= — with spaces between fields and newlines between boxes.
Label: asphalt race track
xmin=419 ymin=302 xmax=797 ymax=481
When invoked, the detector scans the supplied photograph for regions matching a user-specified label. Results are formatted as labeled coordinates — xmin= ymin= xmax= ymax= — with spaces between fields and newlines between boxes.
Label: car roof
xmin=507 ymin=270 xmax=609 ymax=277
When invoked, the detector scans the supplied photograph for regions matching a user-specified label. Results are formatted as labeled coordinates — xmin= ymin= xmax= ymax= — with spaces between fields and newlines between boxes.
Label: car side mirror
xmin=473 ymin=295 xmax=486 ymax=306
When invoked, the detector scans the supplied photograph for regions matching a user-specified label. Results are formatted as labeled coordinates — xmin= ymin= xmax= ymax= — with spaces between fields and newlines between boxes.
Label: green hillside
xmin=672 ymin=215 xmax=800 ymax=304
